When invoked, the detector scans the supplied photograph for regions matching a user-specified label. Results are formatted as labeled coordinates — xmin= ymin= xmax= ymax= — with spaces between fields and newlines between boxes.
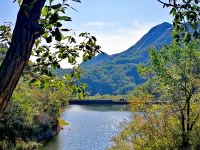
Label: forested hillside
xmin=80 ymin=22 xmax=173 ymax=95
xmin=53 ymin=22 xmax=173 ymax=95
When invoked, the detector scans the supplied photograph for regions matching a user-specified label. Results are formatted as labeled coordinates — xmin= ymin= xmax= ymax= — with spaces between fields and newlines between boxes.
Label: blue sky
xmin=0 ymin=0 xmax=172 ymax=55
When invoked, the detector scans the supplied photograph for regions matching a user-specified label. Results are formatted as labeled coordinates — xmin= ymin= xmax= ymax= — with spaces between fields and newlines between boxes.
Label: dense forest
xmin=54 ymin=22 xmax=173 ymax=95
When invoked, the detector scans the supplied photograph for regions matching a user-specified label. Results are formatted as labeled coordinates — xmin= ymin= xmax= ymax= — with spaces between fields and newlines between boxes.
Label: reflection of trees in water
xmin=80 ymin=104 xmax=129 ymax=112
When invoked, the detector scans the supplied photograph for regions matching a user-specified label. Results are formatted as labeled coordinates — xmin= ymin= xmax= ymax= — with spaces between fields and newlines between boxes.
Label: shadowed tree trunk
xmin=0 ymin=0 xmax=46 ymax=117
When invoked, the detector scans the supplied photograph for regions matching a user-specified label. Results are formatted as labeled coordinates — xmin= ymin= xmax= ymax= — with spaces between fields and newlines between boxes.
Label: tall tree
xmin=0 ymin=0 xmax=46 ymax=116
xmin=110 ymin=39 xmax=200 ymax=150
xmin=110 ymin=1 xmax=200 ymax=149
xmin=148 ymin=41 xmax=200 ymax=148
xmin=0 ymin=0 xmax=100 ymax=117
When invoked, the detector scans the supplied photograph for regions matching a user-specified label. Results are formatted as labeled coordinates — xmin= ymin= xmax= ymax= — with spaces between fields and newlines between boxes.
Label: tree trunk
xmin=0 ymin=0 xmax=46 ymax=117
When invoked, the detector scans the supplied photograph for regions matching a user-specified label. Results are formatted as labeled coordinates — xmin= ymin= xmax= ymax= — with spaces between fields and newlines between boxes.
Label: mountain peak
xmin=150 ymin=22 xmax=172 ymax=33
xmin=159 ymin=22 xmax=172 ymax=26
xmin=80 ymin=22 xmax=173 ymax=95
xmin=124 ymin=22 xmax=172 ymax=54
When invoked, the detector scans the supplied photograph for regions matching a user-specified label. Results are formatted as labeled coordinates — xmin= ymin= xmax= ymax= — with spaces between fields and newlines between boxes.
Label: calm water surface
xmin=43 ymin=104 xmax=131 ymax=150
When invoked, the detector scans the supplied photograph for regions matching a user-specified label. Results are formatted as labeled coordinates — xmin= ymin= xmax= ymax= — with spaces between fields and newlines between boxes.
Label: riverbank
xmin=0 ymin=82 xmax=70 ymax=149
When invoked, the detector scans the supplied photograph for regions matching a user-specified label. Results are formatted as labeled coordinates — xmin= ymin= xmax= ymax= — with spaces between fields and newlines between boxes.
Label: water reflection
xmin=67 ymin=104 xmax=129 ymax=112
xmin=43 ymin=105 xmax=131 ymax=150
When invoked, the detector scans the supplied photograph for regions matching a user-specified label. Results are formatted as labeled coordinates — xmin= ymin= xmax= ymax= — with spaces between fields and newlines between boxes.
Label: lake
xmin=43 ymin=104 xmax=131 ymax=150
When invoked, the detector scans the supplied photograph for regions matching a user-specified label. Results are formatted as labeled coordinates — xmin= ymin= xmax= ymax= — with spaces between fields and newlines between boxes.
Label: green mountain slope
xmin=80 ymin=22 xmax=173 ymax=95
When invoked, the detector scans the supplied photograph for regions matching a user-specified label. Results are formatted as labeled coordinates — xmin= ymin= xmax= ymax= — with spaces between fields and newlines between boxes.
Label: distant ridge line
xmin=69 ymin=99 xmax=128 ymax=105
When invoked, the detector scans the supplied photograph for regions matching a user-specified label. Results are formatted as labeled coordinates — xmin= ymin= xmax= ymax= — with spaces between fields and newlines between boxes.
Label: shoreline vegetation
xmin=0 ymin=80 xmax=70 ymax=149
xmin=109 ymin=41 xmax=200 ymax=149
xmin=76 ymin=95 xmax=127 ymax=101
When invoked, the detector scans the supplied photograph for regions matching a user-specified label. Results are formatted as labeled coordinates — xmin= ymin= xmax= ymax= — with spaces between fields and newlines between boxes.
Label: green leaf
xmin=49 ymin=13 xmax=59 ymax=24
xmin=59 ymin=16 xmax=72 ymax=21
xmin=54 ymin=28 xmax=62 ymax=41
xmin=86 ymin=45 xmax=92 ymax=51
xmin=61 ymin=28 xmax=70 ymax=32
xmin=42 ymin=6 xmax=49 ymax=17
xmin=18 ymin=0 xmax=22 ymax=5
xmin=36 ymin=58 xmax=41 ymax=62
xmin=51 ymin=4 xmax=62 ymax=9
xmin=48 ymin=56 xmax=52 ymax=61
xmin=30 ymin=78 xmax=36 ymax=83
xmin=46 ymin=36 xmax=52 ymax=43
xmin=68 ymin=56 xmax=75 ymax=63
xmin=91 ymin=36 xmax=96 ymax=41
xmin=79 ymin=32 xmax=87 ymax=37
xmin=69 ymin=37 xmax=76 ymax=43
xmin=55 ymin=22 xmax=62 ymax=27
xmin=42 ymin=68 xmax=52 ymax=76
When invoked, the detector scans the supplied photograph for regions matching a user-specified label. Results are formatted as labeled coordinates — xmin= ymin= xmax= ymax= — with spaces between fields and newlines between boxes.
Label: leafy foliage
xmin=0 ymin=23 xmax=12 ymax=45
xmin=0 ymin=0 xmax=100 ymax=148
xmin=0 ymin=44 xmax=7 ymax=64
xmin=0 ymin=0 xmax=101 ymax=93
xmin=0 ymin=76 xmax=74 ymax=149
xmin=29 ymin=0 xmax=100 ymax=79
xmin=111 ymin=1 xmax=200 ymax=149
xmin=110 ymin=103 xmax=200 ymax=150
xmin=158 ymin=0 xmax=200 ymax=42
xmin=111 ymin=40 xmax=200 ymax=149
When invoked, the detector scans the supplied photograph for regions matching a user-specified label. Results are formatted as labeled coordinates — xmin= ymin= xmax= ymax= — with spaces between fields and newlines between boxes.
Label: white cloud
xmin=58 ymin=20 xmax=160 ymax=68
xmin=83 ymin=21 xmax=115 ymax=28
xmin=94 ymin=20 xmax=157 ymax=55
